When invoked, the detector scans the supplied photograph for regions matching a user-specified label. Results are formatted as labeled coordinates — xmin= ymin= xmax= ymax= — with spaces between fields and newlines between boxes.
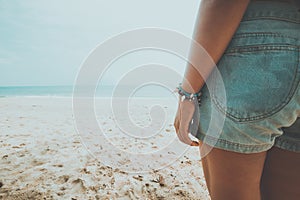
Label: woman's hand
xmin=173 ymin=98 xmax=199 ymax=146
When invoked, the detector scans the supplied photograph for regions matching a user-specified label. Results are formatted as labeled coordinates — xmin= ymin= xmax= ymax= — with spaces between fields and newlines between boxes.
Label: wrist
xmin=181 ymin=81 xmax=203 ymax=94
xmin=176 ymin=83 xmax=202 ymax=103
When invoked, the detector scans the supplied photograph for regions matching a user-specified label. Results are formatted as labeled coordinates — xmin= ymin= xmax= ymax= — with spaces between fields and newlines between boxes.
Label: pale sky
xmin=0 ymin=0 xmax=200 ymax=86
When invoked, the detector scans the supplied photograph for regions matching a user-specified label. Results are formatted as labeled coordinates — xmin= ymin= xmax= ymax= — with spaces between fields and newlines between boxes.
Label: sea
xmin=0 ymin=85 xmax=177 ymax=98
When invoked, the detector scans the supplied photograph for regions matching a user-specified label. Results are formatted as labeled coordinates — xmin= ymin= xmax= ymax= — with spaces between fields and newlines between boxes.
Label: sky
xmin=0 ymin=0 xmax=200 ymax=86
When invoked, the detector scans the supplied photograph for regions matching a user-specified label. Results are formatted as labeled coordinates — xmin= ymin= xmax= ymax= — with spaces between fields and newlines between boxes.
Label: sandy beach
xmin=0 ymin=97 xmax=209 ymax=200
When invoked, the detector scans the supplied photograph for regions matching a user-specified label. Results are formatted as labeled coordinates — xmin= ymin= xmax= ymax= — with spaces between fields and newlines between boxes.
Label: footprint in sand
xmin=70 ymin=178 xmax=86 ymax=193
xmin=56 ymin=175 xmax=70 ymax=184
xmin=31 ymin=159 xmax=45 ymax=166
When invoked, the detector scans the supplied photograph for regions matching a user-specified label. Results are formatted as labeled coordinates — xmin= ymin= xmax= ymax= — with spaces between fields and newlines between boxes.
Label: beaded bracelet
xmin=175 ymin=83 xmax=202 ymax=104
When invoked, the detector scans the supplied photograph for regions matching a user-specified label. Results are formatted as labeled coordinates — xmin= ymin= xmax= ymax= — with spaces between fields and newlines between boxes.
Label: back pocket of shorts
xmin=212 ymin=33 xmax=299 ymax=122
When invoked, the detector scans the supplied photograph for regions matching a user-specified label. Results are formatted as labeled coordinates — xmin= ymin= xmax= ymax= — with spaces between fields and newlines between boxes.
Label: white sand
xmin=0 ymin=97 xmax=210 ymax=200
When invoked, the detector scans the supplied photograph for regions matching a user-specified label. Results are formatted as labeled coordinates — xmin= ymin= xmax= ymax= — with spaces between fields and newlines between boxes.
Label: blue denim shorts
xmin=196 ymin=1 xmax=300 ymax=153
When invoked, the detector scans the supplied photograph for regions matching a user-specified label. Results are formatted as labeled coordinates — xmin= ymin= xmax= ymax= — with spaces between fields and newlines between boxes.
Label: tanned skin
xmin=173 ymin=1 xmax=300 ymax=199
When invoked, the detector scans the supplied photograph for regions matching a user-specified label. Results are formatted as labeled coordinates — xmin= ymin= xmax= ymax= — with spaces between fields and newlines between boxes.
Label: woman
xmin=174 ymin=0 xmax=300 ymax=199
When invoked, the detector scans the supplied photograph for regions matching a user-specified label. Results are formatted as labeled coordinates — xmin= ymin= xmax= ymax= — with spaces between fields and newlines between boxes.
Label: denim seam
xmin=274 ymin=137 xmax=300 ymax=152
xmin=212 ymin=47 xmax=300 ymax=123
xmin=232 ymin=32 xmax=298 ymax=41
xmin=242 ymin=17 xmax=300 ymax=24
xmin=276 ymin=136 xmax=300 ymax=144
xmin=225 ymin=45 xmax=298 ymax=54
xmin=197 ymin=132 xmax=273 ymax=151
xmin=213 ymin=79 xmax=299 ymax=123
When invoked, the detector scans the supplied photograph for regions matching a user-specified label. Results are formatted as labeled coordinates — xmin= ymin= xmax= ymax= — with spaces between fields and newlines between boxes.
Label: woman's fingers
xmin=173 ymin=100 xmax=199 ymax=146
xmin=174 ymin=106 xmax=180 ymax=133
xmin=179 ymin=120 xmax=199 ymax=146
xmin=173 ymin=113 xmax=180 ymax=133
xmin=174 ymin=110 xmax=186 ymax=143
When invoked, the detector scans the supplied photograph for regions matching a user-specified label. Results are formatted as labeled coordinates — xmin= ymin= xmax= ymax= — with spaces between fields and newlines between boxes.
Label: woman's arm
xmin=174 ymin=0 xmax=250 ymax=146
xmin=182 ymin=0 xmax=250 ymax=93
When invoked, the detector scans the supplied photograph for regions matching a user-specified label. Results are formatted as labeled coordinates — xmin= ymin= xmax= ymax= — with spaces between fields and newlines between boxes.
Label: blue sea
xmin=0 ymin=85 xmax=176 ymax=98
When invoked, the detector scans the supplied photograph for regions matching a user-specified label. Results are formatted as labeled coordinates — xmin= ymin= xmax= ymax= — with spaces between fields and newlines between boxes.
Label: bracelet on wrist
xmin=175 ymin=83 xmax=202 ymax=104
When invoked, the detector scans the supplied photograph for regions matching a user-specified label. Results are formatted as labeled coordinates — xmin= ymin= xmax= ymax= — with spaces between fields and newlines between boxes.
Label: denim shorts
xmin=195 ymin=1 xmax=300 ymax=153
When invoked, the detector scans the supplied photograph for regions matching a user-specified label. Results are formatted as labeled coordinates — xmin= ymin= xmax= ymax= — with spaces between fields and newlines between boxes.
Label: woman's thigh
xmin=199 ymin=142 xmax=267 ymax=200
xmin=260 ymin=146 xmax=300 ymax=200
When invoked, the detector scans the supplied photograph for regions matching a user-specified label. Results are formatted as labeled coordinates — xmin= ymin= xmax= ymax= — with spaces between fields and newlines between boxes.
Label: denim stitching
xmin=212 ymin=46 xmax=300 ymax=123
xmin=274 ymin=137 xmax=300 ymax=152
xmin=225 ymin=32 xmax=299 ymax=53
xmin=197 ymin=132 xmax=273 ymax=151
xmin=225 ymin=45 xmax=298 ymax=54
xmin=213 ymin=78 xmax=299 ymax=123
xmin=242 ymin=16 xmax=300 ymax=24
xmin=232 ymin=32 xmax=298 ymax=41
